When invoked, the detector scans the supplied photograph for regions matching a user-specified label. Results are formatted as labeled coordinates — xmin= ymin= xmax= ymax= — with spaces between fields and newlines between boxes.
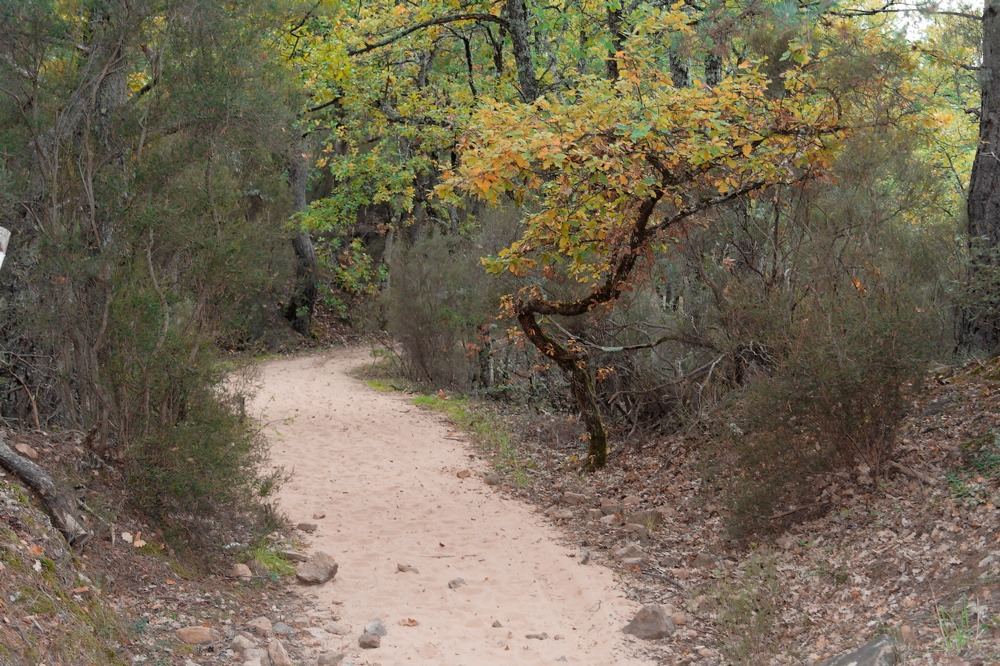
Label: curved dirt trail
xmin=253 ymin=350 xmax=651 ymax=665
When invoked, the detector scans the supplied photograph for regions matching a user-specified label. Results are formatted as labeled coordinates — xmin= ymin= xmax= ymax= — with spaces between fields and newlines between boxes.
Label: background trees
xmin=0 ymin=0 xmax=303 ymax=544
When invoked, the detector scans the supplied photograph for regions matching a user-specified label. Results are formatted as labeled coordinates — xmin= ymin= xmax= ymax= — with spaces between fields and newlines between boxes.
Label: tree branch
xmin=348 ymin=13 xmax=508 ymax=57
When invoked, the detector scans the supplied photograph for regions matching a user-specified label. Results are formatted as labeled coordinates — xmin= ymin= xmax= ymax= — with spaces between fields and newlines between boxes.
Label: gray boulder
xmin=622 ymin=604 xmax=674 ymax=640
xmin=821 ymin=635 xmax=899 ymax=666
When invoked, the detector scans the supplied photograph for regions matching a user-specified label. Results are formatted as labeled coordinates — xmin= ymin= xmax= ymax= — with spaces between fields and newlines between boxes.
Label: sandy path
xmin=253 ymin=350 xmax=650 ymax=666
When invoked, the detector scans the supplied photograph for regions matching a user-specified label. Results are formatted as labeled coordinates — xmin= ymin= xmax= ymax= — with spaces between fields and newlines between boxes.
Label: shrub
xmin=708 ymin=549 xmax=784 ymax=664
xmin=383 ymin=230 xmax=501 ymax=388
xmin=719 ymin=268 xmax=937 ymax=538
xmin=122 ymin=359 xmax=282 ymax=551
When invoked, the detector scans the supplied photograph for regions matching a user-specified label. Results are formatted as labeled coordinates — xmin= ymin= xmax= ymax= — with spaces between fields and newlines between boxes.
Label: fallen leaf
xmin=399 ymin=617 xmax=419 ymax=627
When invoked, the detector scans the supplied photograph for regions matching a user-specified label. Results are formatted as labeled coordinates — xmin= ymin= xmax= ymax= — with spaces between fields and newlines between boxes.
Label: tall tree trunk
xmin=962 ymin=0 xmax=1000 ymax=353
xmin=284 ymin=147 xmax=318 ymax=336
xmin=503 ymin=0 xmax=539 ymax=102
xmin=605 ymin=7 xmax=625 ymax=81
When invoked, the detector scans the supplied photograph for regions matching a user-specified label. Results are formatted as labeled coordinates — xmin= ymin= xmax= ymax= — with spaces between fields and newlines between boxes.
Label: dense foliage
xmin=0 ymin=0 xmax=994 ymax=544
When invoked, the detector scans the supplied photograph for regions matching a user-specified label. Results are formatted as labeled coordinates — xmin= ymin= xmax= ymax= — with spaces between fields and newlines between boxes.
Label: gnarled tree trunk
xmin=0 ymin=435 xmax=90 ymax=547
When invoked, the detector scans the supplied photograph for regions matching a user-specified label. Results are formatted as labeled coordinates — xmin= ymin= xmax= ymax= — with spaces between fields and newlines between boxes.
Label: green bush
xmin=720 ymin=269 xmax=937 ymax=538
xmin=383 ymin=230 xmax=501 ymax=388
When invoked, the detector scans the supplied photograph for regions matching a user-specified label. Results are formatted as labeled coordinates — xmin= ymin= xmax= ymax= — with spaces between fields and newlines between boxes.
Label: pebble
xmin=230 ymin=563 xmax=253 ymax=579
xmin=526 ymin=632 xmax=549 ymax=640
xmin=316 ymin=653 xmax=345 ymax=666
xmin=272 ymin=621 xmax=294 ymax=636
xmin=268 ymin=639 xmax=293 ymax=666
xmin=231 ymin=634 xmax=255 ymax=654
xmin=396 ymin=563 xmax=419 ymax=573
xmin=175 ymin=626 xmax=219 ymax=645
xmin=358 ymin=632 xmax=381 ymax=649
xmin=492 ymin=620 xmax=503 ymax=628
xmin=622 ymin=604 xmax=674 ymax=640
xmin=364 ymin=618 xmax=387 ymax=636
xmin=296 ymin=552 xmax=339 ymax=585
xmin=448 ymin=577 xmax=466 ymax=589
xmin=614 ymin=542 xmax=644 ymax=560
xmin=325 ymin=622 xmax=350 ymax=635
xmin=297 ymin=522 xmax=319 ymax=532
xmin=247 ymin=616 xmax=273 ymax=637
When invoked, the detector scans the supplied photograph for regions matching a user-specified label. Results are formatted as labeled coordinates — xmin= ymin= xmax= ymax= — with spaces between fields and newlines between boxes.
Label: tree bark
xmin=284 ymin=147 xmax=318 ymax=336
xmin=962 ymin=0 xmax=1000 ymax=353
xmin=516 ymin=308 xmax=608 ymax=469
xmin=0 ymin=435 xmax=90 ymax=547
xmin=503 ymin=0 xmax=539 ymax=102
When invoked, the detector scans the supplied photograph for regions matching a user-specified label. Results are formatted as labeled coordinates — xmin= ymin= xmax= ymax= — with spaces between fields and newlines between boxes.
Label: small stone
xmin=175 ymin=626 xmax=219 ymax=645
xmin=325 ymin=622 xmax=350 ymax=635
xmin=231 ymin=634 xmax=256 ymax=654
xmin=272 ymin=621 xmax=294 ymax=636
xmin=550 ymin=508 xmax=574 ymax=520
xmin=297 ymin=522 xmax=318 ymax=532
xmin=448 ymin=577 xmax=466 ymax=589
xmin=671 ymin=612 xmax=688 ymax=626
xmin=599 ymin=514 xmax=620 ymax=526
xmin=579 ymin=548 xmax=592 ymax=565
xmin=691 ymin=552 xmax=717 ymax=569
xmin=484 ymin=472 xmax=501 ymax=486
xmin=586 ymin=508 xmax=603 ymax=520
xmin=456 ymin=469 xmax=472 ymax=478
xmin=364 ymin=618 xmax=387 ymax=637
xmin=622 ymin=494 xmax=642 ymax=509
xmin=312 ymin=512 xmax=326 ymax=519
xmin=901 ymin=596 xmax=917 ymax=609
xmin=621 ymin=557 xmax=645 ymax=566
xmin=242 ymin=647 xmax=268 ymax=666
xmin=525 ymin=632 xmax=549 ymax=640
xmin=247 ymin=616 xmax=273 ymax=637
xmin=279 ymin=549 xmax=309 ymax=562
xmin=230 ymin=563 xmax=253 ymax=580
xmin=899 ymin=624 xmax=916 ymax=644
xmin=492 ymin=620 xmax=503 ymax=628
xmin=268 ymin=638 xmax=293 ymax=666
xmin=626 ymin=510 xmax=664 ymax=529
xmin=562 ymin=491 xmax=589 ymax=505
xmin=396 ymin=563 xmax=419 ymax=573
xmin=296 ymin=552 xmax=338 ymax=585
xmin=614 ymin=542 xmax=644 ymax=560
xmin=554 ymin=634 xmax=564 ymax=640
xmin=317 ymin=653 xmax=346 ymax=666
xmin=623 ymin=523 xmax=651 ymax=543
xmin=358 ymin=633 xmax=381 ymax=649
xmin=622 ymin=605 xmax=674 ymax=640
xmin=600 ymin=499 xmax=622 ymax=515
xmin=13 ymin=443 xmax=38 ymax=460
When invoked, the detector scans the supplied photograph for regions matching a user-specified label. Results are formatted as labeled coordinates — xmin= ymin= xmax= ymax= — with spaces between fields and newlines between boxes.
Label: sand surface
xmin=253 ymin=350 xmax=649 ymax=665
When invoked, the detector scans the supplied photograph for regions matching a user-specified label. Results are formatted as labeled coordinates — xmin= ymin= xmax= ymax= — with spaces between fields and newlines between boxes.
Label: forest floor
xmin=252 ymin=350 xmax=656 ymax=665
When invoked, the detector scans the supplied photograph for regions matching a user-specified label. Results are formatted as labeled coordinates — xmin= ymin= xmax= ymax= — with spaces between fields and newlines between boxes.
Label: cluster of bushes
xmin=0 ymin=1 xmax=298 ymax=550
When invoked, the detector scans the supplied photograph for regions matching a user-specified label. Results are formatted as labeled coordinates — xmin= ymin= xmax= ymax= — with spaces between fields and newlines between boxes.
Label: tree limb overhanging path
xmin=253 ymin=350 xmax=652 ymax=665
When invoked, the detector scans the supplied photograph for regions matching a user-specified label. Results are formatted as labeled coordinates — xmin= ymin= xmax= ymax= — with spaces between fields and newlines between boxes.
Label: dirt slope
xmin=253 ymin=350 xmax=651 ymax=665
